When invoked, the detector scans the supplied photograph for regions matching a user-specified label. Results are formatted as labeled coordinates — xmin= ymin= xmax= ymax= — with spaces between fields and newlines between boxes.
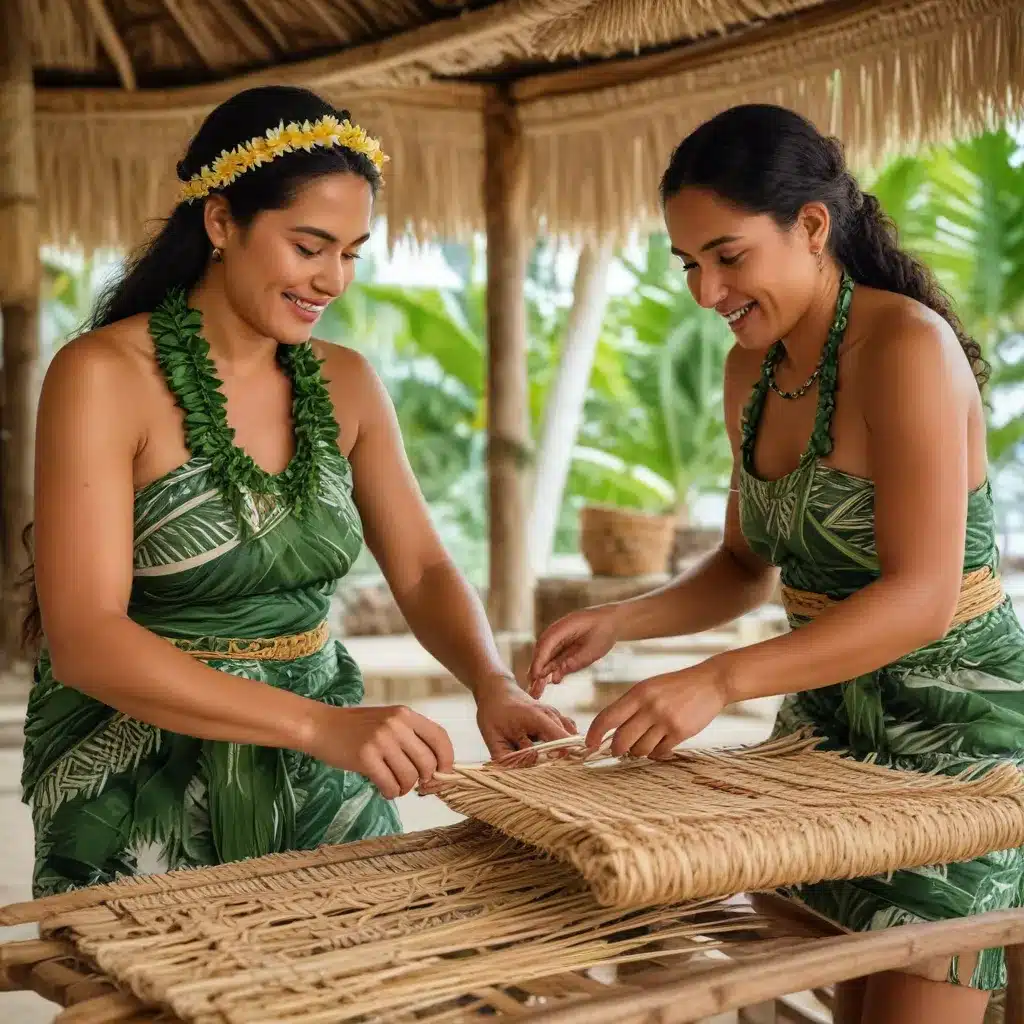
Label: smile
xmin=723 ymin=301 xmax=756 ymax=325
xmin=285 ymin=293 xmax=327 ymax=314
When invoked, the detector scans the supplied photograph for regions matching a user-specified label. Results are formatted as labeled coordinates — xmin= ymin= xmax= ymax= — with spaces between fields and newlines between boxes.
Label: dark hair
xmin=87 ymin=85 xmax=382 ymax=330
xmin=659 ymin=104 xmax=987 ymax=387
xmin=21 ymin=86 xmax=382 ymax=656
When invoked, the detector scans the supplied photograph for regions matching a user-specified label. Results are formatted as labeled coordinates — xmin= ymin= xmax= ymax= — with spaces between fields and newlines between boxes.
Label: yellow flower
xmin=247 ymin=137 xmax=270 ymax=165
xmin=311 ymin=116 xmax=339 ymax=146
xmin=212 ymin=148 xmax=247 ymax=187
xmin=281 ymin=121 xmax=306 ymax=151
xmin=264 ymin=123 xmax=289 ymax=159
xmin=179 ymin=114 xmax=388 ymax=205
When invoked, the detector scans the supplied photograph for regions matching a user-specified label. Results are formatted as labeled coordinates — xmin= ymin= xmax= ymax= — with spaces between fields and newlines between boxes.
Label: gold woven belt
xmin=781 ymin=567 xmax=1005 ymax=630
xmin=169 ymin=620 xmax=331 ymax=661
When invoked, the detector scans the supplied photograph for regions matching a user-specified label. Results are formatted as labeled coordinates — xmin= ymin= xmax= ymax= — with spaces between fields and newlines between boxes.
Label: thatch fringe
xmin=533 ymin=0 xmax=824 ymax=57
xmin=520 ymin=0 xmax=1024 ymax=240
xmin=34 ymin=83 xmax=485 ymax=252
xmin=32 ymin=0 xmax=1024 ymax=250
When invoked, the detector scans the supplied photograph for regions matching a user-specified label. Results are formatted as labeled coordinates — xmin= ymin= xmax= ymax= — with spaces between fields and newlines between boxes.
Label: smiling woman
xmin=20 ymin=85 xmax=573 ymax=901
xmin=530 ymin=104 xmax=1024 ymax=1024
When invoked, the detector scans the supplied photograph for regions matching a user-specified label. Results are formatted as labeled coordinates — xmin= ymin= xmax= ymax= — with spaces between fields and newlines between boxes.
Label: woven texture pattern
xmin=428 ymin=734 xmax=1024 ymax=908
xmin=5 ymin=737 xmax=1024 ymax=1021
xmin=0 ymin=821 xmax=838 ymax=1023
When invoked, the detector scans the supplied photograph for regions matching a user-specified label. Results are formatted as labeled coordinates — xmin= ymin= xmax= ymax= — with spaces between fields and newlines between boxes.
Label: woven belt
xmin=781 ymin=567 xmax=1005 ymax=630
xmin=168 ymin=620 xmax=331 ymax=661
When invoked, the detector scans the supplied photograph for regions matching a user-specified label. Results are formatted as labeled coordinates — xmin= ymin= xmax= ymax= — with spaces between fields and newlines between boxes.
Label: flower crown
xmin=178 ymin=114 xmax=388 ymax=204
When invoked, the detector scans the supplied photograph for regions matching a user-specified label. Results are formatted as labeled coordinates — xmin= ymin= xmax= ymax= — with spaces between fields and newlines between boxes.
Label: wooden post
xmin=0 ymin=0 xmax=41 ymax=665
xmin=483 ymin=85 xmax=532 ymax=633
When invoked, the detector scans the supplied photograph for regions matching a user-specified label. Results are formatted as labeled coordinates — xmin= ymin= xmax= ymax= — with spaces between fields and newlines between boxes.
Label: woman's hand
xmin=585 ymin=659 xmax=731 ymax=758
xmin=528 ymin=606 xmax=622 ymax=697
xmin=304 ymin=704 xmax=455 ymax=800
xmin=475 ymin=677 xmax=578 ymax=758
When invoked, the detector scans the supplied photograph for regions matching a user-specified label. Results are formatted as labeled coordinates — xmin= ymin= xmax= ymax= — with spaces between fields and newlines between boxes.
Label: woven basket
xmin=579 ymin=504 xmax=677 ymax=578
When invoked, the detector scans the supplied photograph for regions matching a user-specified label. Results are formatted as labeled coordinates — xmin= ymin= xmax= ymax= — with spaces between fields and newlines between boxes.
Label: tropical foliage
xmin=569 ymin=234 xmax=732 ymax=521
xmin=865 ymin=128 xmax=1024 ymax=467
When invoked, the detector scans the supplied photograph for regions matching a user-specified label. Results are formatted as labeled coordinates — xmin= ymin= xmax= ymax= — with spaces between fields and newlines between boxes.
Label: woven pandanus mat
xmin=0 ymin=820 xmax=832 ymax=1024
xmin=425 ymin=732 xmax=1024 ymax=909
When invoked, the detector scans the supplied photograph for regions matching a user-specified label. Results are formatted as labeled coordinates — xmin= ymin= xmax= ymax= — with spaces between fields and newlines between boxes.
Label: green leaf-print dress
xmin=21 ymin=291 xmax=401 ymax=900
xmin=740 ymin=274 xmax=1024 ymax=990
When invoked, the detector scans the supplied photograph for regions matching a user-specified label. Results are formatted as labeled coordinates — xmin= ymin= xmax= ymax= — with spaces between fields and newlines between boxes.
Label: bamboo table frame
xmin=3 ymin=884 xmax=1024 ymax=1023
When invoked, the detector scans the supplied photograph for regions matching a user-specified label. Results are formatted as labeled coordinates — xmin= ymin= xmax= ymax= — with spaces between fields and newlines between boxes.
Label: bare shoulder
xmin=722 ymin=343 xmax=762 ymax=434
xmin=724 ymin=341 xmax=763 ymax=384
xmin=312 ymin=338 xmax=376 ymax=384
xmin=310 ymin=340 xmax=385 ymax=409
xmin=42 ymin=314 xmax=154 ymax=406
xmin=850 ymin=287 xmax=979 ymax=410
xmin=310 ymin=340 xmax=390 ymax=452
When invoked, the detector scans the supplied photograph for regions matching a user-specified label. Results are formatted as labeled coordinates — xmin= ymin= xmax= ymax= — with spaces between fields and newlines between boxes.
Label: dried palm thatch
xmin=21 ymin=0 xmax=1024 ymax=250
xmin=519 ymin=0 xmax=1024 ymax=238
xmin=425 ymin=732 xmax=1024 ymax=909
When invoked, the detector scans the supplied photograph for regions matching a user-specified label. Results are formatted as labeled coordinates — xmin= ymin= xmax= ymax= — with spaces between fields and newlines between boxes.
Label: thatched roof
xmin=28 ymin=0 xmax=1024 ymax=249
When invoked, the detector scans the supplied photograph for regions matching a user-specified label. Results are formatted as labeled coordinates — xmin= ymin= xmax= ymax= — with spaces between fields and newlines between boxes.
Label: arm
xmin=714 ymin=314 xmax=972 ymax=703
xmin=34 ymin=337 xmax=322 ymax=753
xmin=605 ymin=343 xmax=778 ymax=642
xmin=528 ymin=344 xmax=777 ymax=689
xmin=585 ymin=312 xmax=977 ymax=756
xmin=611 ymin=476 xmax=778 ymax=642
xmin=341 ymin=349 xmax=514 ymax=697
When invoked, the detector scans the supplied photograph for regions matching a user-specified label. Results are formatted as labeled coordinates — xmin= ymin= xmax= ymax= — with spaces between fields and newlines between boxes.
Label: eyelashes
xmin=294 ymin=244 xmax=362 ymax=262
xmin=678 ymin=252 xmax=744 ymax=272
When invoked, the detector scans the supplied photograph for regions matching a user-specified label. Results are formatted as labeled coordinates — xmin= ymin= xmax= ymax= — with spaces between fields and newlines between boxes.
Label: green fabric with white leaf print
xmin=22 ymin=291 xmax=400 ymax=899
xmin=739 ymin=274 xmax=1024 ymax=990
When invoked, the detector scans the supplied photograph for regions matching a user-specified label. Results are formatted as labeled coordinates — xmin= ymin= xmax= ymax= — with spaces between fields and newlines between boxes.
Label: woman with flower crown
xmin=21 ymin=85 xmax=575 ymax=898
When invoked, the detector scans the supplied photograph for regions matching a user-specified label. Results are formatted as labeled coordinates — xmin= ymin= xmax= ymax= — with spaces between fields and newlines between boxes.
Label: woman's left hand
xmin=475 ymin=677 xmax=578 ymax=758
xmin=585 ymin=660 xmax=731 ymax=758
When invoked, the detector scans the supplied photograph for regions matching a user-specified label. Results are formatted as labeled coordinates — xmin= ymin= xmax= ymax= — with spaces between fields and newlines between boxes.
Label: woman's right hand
xmin=303 ymin=705 xmax=455 ymax=799
xmin=528 ymin=605 xmax=622 ymax=697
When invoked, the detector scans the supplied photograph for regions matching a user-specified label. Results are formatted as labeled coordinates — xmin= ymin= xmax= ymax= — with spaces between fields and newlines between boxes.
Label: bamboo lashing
xmin=424 ymin=732 xmax=1024 ymax=909
xmin=781 ymin=566 xmax=1006 ymax=627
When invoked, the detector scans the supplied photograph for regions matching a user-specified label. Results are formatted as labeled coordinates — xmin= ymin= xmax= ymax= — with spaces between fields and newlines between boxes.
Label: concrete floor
xmin=0 ymin=678 xmax=776 ymax=1023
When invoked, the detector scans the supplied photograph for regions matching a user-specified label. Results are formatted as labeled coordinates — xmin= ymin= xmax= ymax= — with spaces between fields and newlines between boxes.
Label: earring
xmin=813 ymin=249 xmax=824 ymax=272
xmin=211 ymin=247 xmax=223 ymax=263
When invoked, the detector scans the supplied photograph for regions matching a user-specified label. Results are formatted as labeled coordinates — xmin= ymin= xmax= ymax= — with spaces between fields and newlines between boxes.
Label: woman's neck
xmin=188 ymin=273 xmax=279 ymax=376
xmin=777 ymin=265 xmax=844 ymax=378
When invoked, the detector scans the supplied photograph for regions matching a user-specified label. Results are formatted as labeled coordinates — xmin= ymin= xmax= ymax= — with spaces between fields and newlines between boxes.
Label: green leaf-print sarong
xmin=22 ymin=292 xmax=400 ymax=899
xmin=738 ymin=275 xmax=1024 ymax=991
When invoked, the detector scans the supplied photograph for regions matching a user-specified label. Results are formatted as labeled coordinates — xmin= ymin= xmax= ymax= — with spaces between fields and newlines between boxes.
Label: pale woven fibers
xmin=427 ymin=732 xmax=1024 ymax=909
xmin=0 ymin=821 xmax=824 ymax=1023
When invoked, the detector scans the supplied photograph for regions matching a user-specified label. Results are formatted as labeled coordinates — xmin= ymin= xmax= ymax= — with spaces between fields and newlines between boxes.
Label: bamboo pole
xmin=0 ymin=0 xmax=40 ymax=666
xmin=484 ymin=84 xmax=532 ymax=633
xmin=522 ymin=908 xmax=1024 ymax=1023
xmin=528 ymin=237 xmax=614 ymax=577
